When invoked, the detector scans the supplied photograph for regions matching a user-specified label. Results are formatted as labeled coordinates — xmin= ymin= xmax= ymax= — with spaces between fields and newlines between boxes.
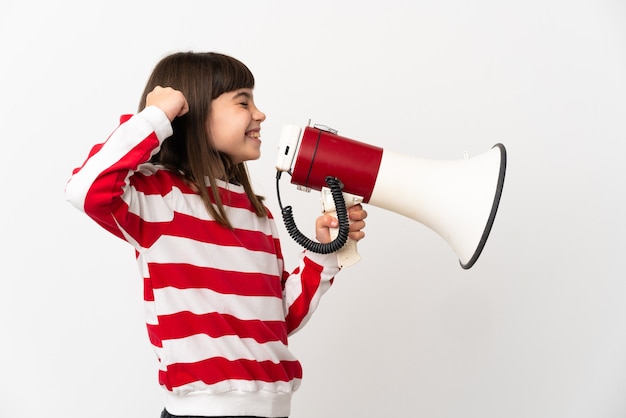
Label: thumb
xmin=315 ymin=214 xmax=339 ymax=244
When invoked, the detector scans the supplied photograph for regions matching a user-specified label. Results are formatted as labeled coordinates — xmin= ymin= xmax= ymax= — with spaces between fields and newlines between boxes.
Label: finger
xmin=348 ymin=204 xmax=363 ymax=213
xmin=349 ymin=208 xmax=368 ymax=221
xmin=349 ymin=230 xmax=366 ymax=241
xmin=315 ymin=214 xmax=338 ymax=244
xmin=177 ymin=99 xmax=190 ymax=117
xmin=349 ymin=220 xmax=366 ymax=232
xmin=316 ymin=214 xmax=339 ymax=229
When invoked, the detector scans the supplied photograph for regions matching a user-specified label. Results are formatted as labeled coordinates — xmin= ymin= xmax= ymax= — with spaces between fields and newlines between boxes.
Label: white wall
xmin=1 ymin=1 xmax=625 ymax=417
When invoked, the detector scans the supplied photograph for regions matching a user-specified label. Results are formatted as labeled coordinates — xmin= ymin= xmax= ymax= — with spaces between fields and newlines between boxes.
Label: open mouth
xmin=246 ymin=130 xmax=261 ymax=139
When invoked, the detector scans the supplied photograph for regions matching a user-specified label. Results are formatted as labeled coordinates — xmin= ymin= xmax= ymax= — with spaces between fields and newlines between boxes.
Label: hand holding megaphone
xmin=320 ymin=187 xmax=364 ymax=267
xmin=275 ymin=123 xmax=506 ymax=270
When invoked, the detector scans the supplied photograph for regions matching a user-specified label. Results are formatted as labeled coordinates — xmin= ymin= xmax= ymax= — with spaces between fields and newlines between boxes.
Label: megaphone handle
xmin=321 ymin=188 xmax=364 ymax=268
xmin=327 ymin=212 xmax=360 ymax=268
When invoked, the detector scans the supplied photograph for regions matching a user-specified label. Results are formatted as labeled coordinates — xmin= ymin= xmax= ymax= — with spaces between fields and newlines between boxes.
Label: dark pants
xmin=161 ymin=408 xmax=287 ymax=418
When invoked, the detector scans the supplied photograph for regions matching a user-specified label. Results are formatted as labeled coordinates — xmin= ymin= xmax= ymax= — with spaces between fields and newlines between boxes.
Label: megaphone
xmin=275 ymin=123 xmax=506 ymax=269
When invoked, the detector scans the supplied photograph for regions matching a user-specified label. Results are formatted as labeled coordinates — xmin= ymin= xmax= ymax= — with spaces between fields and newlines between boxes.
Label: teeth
xmin=248 ymin=132 xmax=260 ymax=138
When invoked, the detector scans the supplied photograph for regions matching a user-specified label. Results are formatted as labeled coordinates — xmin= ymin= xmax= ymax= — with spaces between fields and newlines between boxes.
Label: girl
xmin=65 ymin=51 xmax=367 ymax=418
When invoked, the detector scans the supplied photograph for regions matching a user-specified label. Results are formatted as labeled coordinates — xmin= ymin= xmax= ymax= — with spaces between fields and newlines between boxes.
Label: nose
xmin=253 ymin=105 xmax=266 ymax=122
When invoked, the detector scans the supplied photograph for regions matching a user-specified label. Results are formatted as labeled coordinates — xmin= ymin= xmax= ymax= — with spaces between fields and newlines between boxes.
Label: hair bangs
xmin=209 ymin=54 xmax=255 ymax=99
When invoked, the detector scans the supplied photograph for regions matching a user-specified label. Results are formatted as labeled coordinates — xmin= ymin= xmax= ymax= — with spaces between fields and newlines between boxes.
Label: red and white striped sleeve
xmin=65 ymin=106 xmax=173 ymax=242
xmin=282 ymin=251 xmax=340 ymax=335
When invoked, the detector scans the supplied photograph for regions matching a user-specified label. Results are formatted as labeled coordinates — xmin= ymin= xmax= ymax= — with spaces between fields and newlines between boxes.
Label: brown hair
xmin=138 ymin=52 xmax=266 ymax=228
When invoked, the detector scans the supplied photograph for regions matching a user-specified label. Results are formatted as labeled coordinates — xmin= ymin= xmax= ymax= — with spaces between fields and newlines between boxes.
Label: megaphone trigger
xmin=321 ymin=187 xmax=364 ymax=268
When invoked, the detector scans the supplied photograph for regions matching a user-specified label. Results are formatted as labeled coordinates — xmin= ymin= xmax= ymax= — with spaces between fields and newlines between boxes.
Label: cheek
xmin=206 ymin=109 xmax=248 ymax=150
xmin=210 ymin=126 xmax=242 ymax=154
xmin=207 ymin=116 xmax=230 ymax=145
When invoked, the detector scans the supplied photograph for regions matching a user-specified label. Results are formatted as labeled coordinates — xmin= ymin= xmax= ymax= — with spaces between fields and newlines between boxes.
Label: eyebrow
xmin=232 ymin=90 xmax=252 ymax=100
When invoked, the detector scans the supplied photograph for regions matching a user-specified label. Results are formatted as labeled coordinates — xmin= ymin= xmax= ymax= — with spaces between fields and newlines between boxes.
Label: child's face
xmin=207 ymin=88 xmax=266 ymax=164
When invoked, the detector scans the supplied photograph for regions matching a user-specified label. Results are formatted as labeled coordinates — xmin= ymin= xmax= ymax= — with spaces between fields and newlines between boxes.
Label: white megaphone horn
xmin=275 ymin=123 xmax=507 ymax=270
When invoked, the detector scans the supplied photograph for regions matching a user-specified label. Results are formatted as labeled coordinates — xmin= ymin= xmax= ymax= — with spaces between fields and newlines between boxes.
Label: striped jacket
xmin=65 ymin=106 xmax=340 ymax=417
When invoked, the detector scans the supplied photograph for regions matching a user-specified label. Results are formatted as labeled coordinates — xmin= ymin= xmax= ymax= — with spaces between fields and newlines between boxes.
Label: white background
xmin=1 ymin=1 xmax=625 ymax=417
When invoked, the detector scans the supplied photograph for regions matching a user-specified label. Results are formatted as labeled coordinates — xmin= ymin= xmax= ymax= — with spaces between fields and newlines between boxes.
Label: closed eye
xmin=232 ymin=90 xmax=253 ymax=108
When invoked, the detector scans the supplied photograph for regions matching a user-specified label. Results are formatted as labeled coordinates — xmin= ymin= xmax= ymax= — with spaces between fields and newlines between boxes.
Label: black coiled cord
xmin=276 ymin=172 xmax=350 ymax=254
